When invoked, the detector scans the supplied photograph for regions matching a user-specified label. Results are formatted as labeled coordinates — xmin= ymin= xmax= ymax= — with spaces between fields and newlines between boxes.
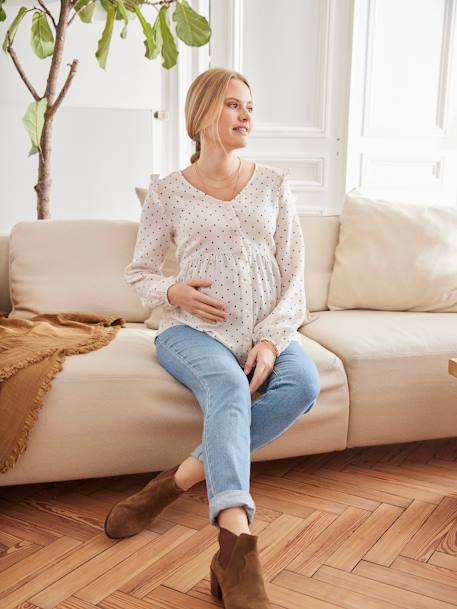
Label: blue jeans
xmin=154 ymin=324 xmax=321 ymax=528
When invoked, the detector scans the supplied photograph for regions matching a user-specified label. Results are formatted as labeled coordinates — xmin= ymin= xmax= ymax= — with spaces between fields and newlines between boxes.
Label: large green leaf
xmin=95 ymin=2 xmax=116 ymax=69
xmin=173 ymin=0 xmax=211 ymax=47
xmin=134 ymin=4 xmax=160 ymax=60
xmin=22 ymin=97 xmax=48 ymax=155
xmin=0 ymin=0 xmax=7 ymax=22
xmin=2 ymin=6 xmax=28 ymax=53
xmin=31 ymin=11 xmax=54 ymax=59
xmin=73 ymin=0 xmax=96 ymax=24
xmin=153 ymin=13 xmax=163 ymax=57
xmin=158 ymin=5 xmax=178 ymax=69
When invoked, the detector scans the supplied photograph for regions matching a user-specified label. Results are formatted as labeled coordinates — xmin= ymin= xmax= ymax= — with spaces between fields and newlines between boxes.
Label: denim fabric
xmin=154 ymin=324 xmax=321 ymax=528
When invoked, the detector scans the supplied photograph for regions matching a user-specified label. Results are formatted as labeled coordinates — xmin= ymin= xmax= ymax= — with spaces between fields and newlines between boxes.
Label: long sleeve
xmin=252 ymin=171 xmax=307 ymax=355
xmin=124 ymin=174 xmax=179 ymax=311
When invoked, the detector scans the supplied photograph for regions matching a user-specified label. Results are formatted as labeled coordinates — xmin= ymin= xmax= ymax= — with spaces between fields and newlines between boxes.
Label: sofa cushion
xmin=0 ymin=323 xmax=349 ymax=486
xmin=327 ymin=189 xmax=457 ymax=312
xmin=7 ymin=220 xmax=153 ymax=321
xmin=300 ymin=310 xmax=457 ymax=447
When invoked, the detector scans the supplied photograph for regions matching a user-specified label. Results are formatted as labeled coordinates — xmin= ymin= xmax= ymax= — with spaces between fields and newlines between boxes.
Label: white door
xmin=346 ymin=0 xmax=457 ymax=207
xmin=208 ymin=0 xmax=355 ymax=215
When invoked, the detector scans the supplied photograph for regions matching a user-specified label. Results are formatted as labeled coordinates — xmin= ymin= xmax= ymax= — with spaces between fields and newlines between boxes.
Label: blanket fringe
xmin=0 ymin=353 xmax=65 ymax=473
xmin=1 ymin=347 xmax=61 ymax=382
xmin=0 ymin=325 xmax=122 ymax=474
xmin=0 ymin=327 xmax=120 ymax=382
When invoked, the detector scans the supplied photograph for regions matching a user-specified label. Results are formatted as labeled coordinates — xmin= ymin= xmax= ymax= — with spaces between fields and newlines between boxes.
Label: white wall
xmin=1 ymin=0 xmax=456 ymax=235
xmin=0 ymin=1 xmax=168 ymax=232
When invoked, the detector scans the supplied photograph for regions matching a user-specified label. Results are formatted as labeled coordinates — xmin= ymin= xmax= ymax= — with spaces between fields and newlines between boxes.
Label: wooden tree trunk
xmin=35 ymin=115 xmax=54 ymax=220
xmin=36 ymin=0 xmax=72 ymax=220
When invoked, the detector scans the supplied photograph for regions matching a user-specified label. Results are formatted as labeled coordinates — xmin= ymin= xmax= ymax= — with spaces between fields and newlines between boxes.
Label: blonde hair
xmin=184 ymin=67 xmax=252 ymax=164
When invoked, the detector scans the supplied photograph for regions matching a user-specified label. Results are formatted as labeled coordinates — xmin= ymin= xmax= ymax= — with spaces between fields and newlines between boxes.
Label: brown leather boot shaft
xmin=218 ymin=526 xmax=239 ymax=569
xmin=211 ymin=529 xmax=272 ymax=608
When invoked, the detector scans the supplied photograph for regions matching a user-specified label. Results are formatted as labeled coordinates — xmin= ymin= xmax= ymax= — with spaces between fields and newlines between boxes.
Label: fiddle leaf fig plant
xmin=1 ymin=0 xmax=211 ymax=219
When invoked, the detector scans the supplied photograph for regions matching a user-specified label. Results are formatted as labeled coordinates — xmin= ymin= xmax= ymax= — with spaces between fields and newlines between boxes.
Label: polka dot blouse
xmin=124 ymin=162 xmax=308 ymax=367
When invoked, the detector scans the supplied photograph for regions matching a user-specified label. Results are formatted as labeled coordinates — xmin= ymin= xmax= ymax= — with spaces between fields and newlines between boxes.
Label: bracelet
xmin=259 ymin=338 xmax=280 ymax=358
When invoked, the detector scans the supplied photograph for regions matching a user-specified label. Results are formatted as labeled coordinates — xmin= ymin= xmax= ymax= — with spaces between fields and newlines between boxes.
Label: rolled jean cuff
xmin=190 ymin=445 xmax=204 ymax=462
xmin=209 ymin=490 xmax=256 ymax=528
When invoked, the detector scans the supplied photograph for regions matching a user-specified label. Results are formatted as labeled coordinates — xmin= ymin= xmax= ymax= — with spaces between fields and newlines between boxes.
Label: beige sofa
xmin=1 ymin=210 xmax=456 ymax=488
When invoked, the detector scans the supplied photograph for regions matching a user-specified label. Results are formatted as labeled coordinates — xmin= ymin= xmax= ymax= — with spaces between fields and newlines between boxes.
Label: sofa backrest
xmin=302 ymin=215 xmax=340 ymax=311
xmin=0 ymin=216 xmax=340 ymax=319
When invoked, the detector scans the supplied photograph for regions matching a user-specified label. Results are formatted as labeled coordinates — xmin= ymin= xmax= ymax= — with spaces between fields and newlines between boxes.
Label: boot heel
xmin=210 ymin=566 xmax=223 ymax=601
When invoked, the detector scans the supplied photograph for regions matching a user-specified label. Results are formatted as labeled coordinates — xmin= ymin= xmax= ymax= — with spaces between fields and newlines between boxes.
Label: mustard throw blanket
xmin=0 ymin=312 xmax=125 ymax=474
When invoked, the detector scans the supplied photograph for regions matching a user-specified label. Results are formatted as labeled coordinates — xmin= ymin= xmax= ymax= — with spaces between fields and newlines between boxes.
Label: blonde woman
xmin=104 ymin=68 xmax=320 ymax=608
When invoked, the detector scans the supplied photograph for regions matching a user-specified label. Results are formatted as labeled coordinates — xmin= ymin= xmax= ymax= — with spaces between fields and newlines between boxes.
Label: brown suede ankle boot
xmin=210 ymin=526 xmax=272 ymax=608
xmin=104 ymin=464 xmax=186 ymax=539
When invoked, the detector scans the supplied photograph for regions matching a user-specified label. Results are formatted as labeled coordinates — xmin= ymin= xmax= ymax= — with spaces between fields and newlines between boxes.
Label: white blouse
xmin=124 ymin=162 xmax=308 ymax=367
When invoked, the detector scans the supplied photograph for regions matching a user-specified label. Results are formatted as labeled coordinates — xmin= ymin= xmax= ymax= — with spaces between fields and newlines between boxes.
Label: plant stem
xmin=35 ymin=0 xmax=74 ymax=219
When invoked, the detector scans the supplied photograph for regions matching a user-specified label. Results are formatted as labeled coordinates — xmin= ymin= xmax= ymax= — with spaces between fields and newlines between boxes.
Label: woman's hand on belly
xmin=167 ymin=278 xmax=227 ymax=324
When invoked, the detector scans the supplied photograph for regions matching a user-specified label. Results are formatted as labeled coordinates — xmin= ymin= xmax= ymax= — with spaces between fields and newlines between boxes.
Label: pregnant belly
xmin=177 ymin=255 xmax=246 ymax=328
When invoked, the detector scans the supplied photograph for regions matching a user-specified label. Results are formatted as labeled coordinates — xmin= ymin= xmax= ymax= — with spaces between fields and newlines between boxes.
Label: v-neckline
xmin=178 ymin=162 xmax=258 ymax=204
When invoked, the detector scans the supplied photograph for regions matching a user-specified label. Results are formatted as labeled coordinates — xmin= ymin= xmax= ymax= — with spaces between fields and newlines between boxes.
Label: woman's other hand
xmin=244 ymin=342 xmax=276 ymax=395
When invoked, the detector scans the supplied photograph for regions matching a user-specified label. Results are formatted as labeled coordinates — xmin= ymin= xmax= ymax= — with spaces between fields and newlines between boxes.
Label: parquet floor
xmin=0 ymin=436 xmax=457 ymax=609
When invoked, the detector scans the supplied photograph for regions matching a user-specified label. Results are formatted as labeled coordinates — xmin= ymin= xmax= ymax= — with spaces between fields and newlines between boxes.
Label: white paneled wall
xmin=347 ymin=0 xmax=457 ymax=206
xmin=207 ymin=0 xmax=354 ymax=215
xmin=210 ymin=0 xmax=457 ymax=212
xmin=1 ymin=0 xmax=456 ymax=233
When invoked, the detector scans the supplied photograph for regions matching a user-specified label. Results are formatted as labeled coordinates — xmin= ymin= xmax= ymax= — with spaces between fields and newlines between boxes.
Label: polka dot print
xmin=124 ymin=163 xmax=308 ymax=367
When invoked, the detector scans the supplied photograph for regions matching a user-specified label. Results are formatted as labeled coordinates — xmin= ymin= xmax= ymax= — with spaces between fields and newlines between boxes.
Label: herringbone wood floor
xmin=0 ymin=437 xmax=457 ymax=609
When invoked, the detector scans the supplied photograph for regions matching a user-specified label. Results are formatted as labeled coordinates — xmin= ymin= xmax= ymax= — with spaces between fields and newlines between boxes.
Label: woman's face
xmin=215 ymin=78 xmax=254 ymax=151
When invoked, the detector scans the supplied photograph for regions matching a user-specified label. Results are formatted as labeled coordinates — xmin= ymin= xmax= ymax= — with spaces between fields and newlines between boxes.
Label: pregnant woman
xmin=104 ymin=67 xmax=321 ymax=609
